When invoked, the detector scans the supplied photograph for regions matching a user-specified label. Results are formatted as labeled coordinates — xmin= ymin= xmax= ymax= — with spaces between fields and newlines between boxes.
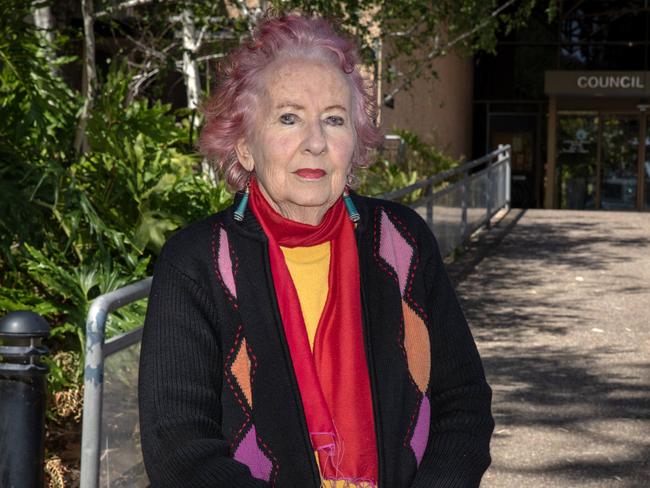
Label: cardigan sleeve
xmin=138 ymin=253 xmax=269 ymax=488
xmin=410 ymin=226 xmax=494 ymax=488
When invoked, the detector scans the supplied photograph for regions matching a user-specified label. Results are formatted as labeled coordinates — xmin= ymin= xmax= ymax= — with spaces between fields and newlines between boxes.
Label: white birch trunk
xmin=179 ymin=9 xmax=215 ymax=181
xmin=181 ymin=9 xmax=201 ymax=115
xmin=75 ymin=0 xmax=97 ymax=154
xmin=33 ymin=3 xmax=55 ymax=44
xmin=33 ymin=2 xmax=56 ymax=74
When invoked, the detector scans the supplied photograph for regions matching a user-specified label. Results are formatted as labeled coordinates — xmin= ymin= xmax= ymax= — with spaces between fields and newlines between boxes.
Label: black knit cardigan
xmin=138 ymin=194 xmax=494 ymax=488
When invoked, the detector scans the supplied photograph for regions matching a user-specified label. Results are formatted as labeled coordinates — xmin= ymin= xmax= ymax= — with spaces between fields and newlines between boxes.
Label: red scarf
xmin=248 ymin=180 xmax=378 ymax=485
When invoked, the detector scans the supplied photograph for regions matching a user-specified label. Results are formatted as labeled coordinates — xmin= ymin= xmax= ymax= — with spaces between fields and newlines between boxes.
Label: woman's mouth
xmin=294 ymin=168 xmax=326 ymax=180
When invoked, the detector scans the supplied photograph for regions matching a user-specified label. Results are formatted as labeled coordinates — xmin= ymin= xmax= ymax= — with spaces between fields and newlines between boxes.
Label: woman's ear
xmin=235 ymin=138 xmax=255 ymax=172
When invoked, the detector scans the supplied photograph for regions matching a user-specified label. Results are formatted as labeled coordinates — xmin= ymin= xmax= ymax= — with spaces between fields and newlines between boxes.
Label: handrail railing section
xmin=378 ymin=144 xmax=511 ymax=256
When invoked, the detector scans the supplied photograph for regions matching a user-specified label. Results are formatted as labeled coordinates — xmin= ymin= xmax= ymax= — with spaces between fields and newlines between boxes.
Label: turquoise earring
xmin=234 ymin=180 xmax=250 ymax=222
xmin=343 ymin=187 xmax=360 ymax=223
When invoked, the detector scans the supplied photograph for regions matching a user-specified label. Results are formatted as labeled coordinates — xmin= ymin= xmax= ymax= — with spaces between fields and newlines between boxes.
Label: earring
xmin=343 ymin=187 xmax=360 ymax=223
xmin=346 ymin=172 xmax=359 ymax=188
xmin=234 ymin=179 xmax=250 ymax=222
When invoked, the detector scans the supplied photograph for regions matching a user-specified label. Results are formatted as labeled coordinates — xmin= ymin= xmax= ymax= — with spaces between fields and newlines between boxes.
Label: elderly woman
xmin=139 ymin=13 xmax=493 ymax=488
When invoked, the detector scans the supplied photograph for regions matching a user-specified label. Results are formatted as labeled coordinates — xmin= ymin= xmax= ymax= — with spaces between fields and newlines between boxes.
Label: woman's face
xmin=236 ymin=58 xmax=356 ymax=225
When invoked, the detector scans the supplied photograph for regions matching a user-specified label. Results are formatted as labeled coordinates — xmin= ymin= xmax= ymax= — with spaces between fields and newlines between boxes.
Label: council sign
xmin=544 ymin=71 xmax=650 ymax=97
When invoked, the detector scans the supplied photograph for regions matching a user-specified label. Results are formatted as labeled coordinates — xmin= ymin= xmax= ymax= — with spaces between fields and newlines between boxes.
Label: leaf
xmin=22 ymin=245 xmax=86 ymax=306
xmin=135 ymin=211 xmax=182 ymax=253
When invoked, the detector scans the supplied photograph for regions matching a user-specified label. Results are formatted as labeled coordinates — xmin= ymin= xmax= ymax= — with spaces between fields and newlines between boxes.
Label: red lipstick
xmin=295 ymin=168 xmax=326 ymax=179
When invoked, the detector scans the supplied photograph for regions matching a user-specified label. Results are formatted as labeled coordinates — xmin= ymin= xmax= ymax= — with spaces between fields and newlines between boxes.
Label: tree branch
xmin=387 ymin=18 xmax=426 ymax=38
xmin=95 ymin=0 xmax=155 ymax=19
xmin=232 ymin=0 xmax=258 ymax=33
xmin=123 ymin=31 xmax=172 ymax=61
xmin=196 ymin=53 xmax=226 ymax=63
xmin=233 ymin=0 xmax=251 ymax=19
xmin=195 ymin=24 xmax=208 ymax=50
xmin=128 ymin=67 xmax=160 ymax=103
xmin=383 ymin=0 xmax=520 ymax=105
xmin=74 ymin=0 xmax=97 ymax=154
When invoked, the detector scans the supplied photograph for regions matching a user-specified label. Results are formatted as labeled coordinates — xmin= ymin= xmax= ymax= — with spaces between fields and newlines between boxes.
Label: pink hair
xmin=199 ymin=13 xmax=382 ymax=191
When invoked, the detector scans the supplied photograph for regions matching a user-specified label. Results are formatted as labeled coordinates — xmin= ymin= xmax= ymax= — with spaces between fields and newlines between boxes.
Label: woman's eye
xmin=280 ymin=113 xmax=297 ymax=125
xmin=325 ymin=115 xmax=345 ymax=126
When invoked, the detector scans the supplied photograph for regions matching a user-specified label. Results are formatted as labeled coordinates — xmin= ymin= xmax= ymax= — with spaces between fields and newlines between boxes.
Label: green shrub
xmin=358 ymin=130 xmax=462 ymax=203
xmin=393 ymin=129 xmax=462 ymax=176
xmin=0 ymin=12 xmax=231 ymax=412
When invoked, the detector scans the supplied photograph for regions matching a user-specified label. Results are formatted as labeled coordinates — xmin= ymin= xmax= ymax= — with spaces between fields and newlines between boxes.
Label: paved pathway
xmin=446 ymin=209 xmax=650 ymax=488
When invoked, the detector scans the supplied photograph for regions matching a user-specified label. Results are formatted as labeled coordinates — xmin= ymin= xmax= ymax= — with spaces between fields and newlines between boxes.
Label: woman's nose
xmin=302 ymin=120 xmax=327 ymax=155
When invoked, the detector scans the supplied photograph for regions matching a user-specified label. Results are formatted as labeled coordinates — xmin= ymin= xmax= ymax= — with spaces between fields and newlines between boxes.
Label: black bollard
xmin=0 ymin=311 xmax=50 ymax=488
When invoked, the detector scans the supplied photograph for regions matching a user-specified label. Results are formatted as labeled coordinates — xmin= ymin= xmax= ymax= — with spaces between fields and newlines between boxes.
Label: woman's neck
xmin=257 ymin=185 xmax=332 ymax=226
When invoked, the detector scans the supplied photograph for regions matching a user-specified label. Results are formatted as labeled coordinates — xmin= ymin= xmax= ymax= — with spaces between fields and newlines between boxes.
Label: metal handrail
xmin=378 ymin=145 xmax=510 ymax=201
xmin=103 ymin=326 xmax=144 ymax=357
xmin=80 ymin=277 xmax=152 ymax=488
xmin=378 ymin=144 xmax=511 ymax=253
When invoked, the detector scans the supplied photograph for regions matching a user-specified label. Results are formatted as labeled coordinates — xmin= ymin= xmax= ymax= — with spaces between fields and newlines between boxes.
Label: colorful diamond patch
xmin=379 ymin=211 xmax=413 ymax=296
xmin=218 ymin=227 xmax=237 ymax=298
xmin=234 ymin=425 xmax=273 ymax=482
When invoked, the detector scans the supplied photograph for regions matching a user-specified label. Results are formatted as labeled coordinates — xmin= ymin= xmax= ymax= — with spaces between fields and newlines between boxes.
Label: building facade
xmin=473 ymin=0 xmax=650 ymax=210
xmin=380 ymin=52 xmax=475 ymax=162
xmin=381 ymin=1 xmax=650 ymax=211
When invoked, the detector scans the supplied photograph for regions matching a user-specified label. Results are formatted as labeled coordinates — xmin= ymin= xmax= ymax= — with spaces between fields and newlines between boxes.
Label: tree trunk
xmin=33 ymin=2 xmax=55 ymax=44
xmin=32 ymin=1 xmax=56 ymax=74
xmin=179 ymin=9 xmax=214 ymax=180
xmin=181 ymin=9 xmax=201 ymax=114
xmin=75 ymin=0 xmax=97 ymax=154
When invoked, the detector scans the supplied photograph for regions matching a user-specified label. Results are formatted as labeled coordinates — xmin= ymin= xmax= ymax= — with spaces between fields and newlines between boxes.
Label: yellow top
xmin=280 ymin=242 xmax=331 ymax=350
xmin=281 ymin=242 xmax=373 ymax=488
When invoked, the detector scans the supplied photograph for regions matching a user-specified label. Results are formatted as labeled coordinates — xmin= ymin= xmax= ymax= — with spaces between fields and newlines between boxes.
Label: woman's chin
xmin=285 ymin=187 xmax=340 ymax=210
xmin=298 ymin=194 xmax=341 ymax=211
xmin=276 ymin=195 xmax=338 ymax=224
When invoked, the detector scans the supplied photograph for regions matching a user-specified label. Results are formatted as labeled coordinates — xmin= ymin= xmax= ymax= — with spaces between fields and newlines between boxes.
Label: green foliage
xmin=274 ymin=0 xmax=554 ymax=91
xmin=0 ymin=8 xmax=231 ymax=411
xmin=394 ymin=129 xmax=462 ymax=175
xmin=359 ymin=159 xmax=420 ymax=199
xmin=0 ymin=0 xmax=78 ymax=260
xmin=359 ymin=130 xmax=462 ymax=203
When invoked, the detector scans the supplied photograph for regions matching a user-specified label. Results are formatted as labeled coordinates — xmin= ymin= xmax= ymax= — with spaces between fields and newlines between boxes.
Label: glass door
xmin=600 ymin=116 xmax=639 ymax=210
xmin=557 ymin=113 xmax=598 ymax=209
xmin=489 ymin=113 xmax=539 ymax=208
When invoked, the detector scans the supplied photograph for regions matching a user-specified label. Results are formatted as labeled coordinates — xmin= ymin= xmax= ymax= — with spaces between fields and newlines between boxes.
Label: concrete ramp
xmin=449 ymin=209 xmax=650 ymax=488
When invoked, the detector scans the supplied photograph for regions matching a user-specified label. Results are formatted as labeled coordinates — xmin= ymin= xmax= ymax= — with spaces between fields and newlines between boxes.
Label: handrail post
xmin=80 ymin=276 xmax=152 ymax=488
xmin=425 ymin=182 xmax=433 ymax=228
xmin=80 ymin=298 xmax=108 ymax=488
xmin=461 ymin=170 xmax=469 ymax=241
xmin=499 ymin=144 xmax=511 ymax=210
xmin=0 ymin=311 xmax=50 ymax=488
xmin=397 ymin=137 xmax=407 ymax=168
xmin=486 ymin=156 xmax=493 ymax=229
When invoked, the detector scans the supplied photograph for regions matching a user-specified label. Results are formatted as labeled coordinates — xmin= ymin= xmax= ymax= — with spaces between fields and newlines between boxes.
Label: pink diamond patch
xmin=379 ymin=211 xmax=413 ymax=296
xmin=233 ymin=425 xmax=273 ymax=482
xmin=218 ymin=227 xmax=237 ymax=298
xmin=410 ymin=395 xmax=430 ymax=466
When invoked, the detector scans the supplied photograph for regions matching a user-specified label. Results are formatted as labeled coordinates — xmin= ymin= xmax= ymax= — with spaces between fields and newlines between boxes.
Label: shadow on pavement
xmin=445 ymin=209 xmax=650 ymax=488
